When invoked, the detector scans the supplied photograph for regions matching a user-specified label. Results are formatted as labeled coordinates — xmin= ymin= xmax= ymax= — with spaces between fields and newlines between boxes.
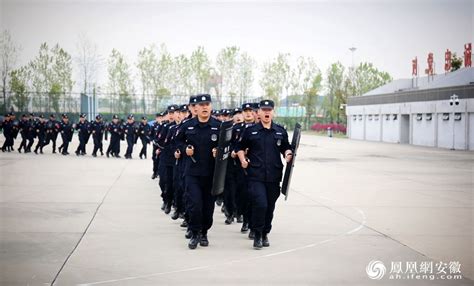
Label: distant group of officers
xmin=0 ymin=94 xmax=293 ymax=250
xmin=0 ymin=112 xmax=153 ymax=158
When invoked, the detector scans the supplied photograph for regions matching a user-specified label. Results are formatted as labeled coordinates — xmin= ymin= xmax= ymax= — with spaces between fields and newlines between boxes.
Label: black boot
xmin=253 ymin=232 xmax=263 ymax=249
xmin=164 ymin=203 xmax=172 ymax=214
xmin=188 ymin=232 xmax=201 ymax=249
xmin=200 ymin=233 xmax=209 ymax=247
xmin=262 ymin=233 xmax=270 ymax=247
xmin=248 ymin=230 xmax=255 ymax=239
xmin=225 ymin=215 xmax=234 ymax=225
xmin=236 ymin=215 xmax=243 ymax=223
xmin=171 ymin=210 xmax=179 ymax=220
xmin=180 ymin=220 xmax=188 ymax=228
xmin=241 ymin=222 xmax=249 ymax=233
xmin=185 ymin=229 xmax=192 ymax=239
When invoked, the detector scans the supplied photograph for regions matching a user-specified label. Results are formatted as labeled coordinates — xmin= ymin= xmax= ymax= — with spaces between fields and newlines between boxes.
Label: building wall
xmin=346 ymin=98 xmax=474 ymax=150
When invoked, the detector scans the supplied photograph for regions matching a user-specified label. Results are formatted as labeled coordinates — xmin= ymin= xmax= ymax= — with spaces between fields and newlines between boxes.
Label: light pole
xmin=349 ymin=47 xmax=357 ymax=69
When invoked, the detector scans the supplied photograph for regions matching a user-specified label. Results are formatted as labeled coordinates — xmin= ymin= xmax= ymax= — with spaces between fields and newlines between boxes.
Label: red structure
xmin=412 ymin=57 xmax=418 ymax=76
xmin=427 ymin=52 xmax=434 ymax=75
xmin=445 ymin=49 xmax=452 ymax=72
xmin=465 ymin=43 xmax=472 ymax=67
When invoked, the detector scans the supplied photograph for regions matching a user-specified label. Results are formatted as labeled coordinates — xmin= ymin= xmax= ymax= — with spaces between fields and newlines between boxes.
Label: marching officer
xmin=58 ymin=114 xmax=73 ymax=155
xmin=33 ymin=114 xmax=47 ymax=154
xmin=175 ymin=94 xmax=220 ymax=249
xmin=138 ymin=116 xmax=151 ymax=159
xmin=1 ymin=113 xmax=12 ymax=152
xmin=151 ymin=112 xmax=164 ymax=179
xmin=91 ymin=114 xmax=105 ymax=157
xmin=223 ymin=107 xmax=243 ymax=225
xmin=236 ymin=99 xmax=293 ymax=249
xmin=44 ymin=114 xmax=59 ymax=153
xmin=18 ymin=114 xmax=29 ymax=153
xmin=106 ymin=114 xmax=122 ymax=158
xmin=158 ymin=105 xmax=179 ymax=214
xmin=124 ymin=114 xmax=137 ymax=159
xmin=75 ymin=114 xmax=90 ymax=156
xmin=25 ymin=113 xmax=37 ymax=153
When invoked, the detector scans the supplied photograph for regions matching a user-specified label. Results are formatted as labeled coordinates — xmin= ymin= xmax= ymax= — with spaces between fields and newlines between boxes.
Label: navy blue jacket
xmin=235 ymin=122 xmax=290 ymax=183
xmin=175 ymin=117 xmax=221 ymax=177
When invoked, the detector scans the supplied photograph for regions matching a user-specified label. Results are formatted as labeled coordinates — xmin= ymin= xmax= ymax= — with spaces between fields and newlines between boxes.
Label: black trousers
xmin=164 ymin=165 xmax=174 ymax=205
xmin=152 ymin=146 xmax=160 ymax=175
xmin=248 ymin=181 xmax=280 ymax=234
xmin=76 ymin=135 xmax=86 ymax=154
xmin=185 ymin=175 xmax=215 ymax=234
xmin=92 ymin=135 xmax=103 ymax=155
xmin=173 ymin=162 xmax=185 ymax=214
xmin=61 ymin=133 xmax=70 ymax=153
xmin=34 ymin=134 xmax=45 ymax=152
xmin=139 ymin=137 xmax=147 ymax=157
xmin=19 ymin=134 xmax=28 ymax=151
xmin=125 ymin=137 xmax=134 ymax=156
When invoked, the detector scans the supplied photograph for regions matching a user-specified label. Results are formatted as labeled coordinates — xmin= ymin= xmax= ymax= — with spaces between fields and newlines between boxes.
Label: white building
xmin=346 ymin=67 xmax=474 ymax=150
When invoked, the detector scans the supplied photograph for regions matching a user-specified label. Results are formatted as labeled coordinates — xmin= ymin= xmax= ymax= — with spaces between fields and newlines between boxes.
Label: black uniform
xmin=1 ymin=116 xmax=12 ymax=152
xmin=106 ymin=119 xmax=122 ymax=158
xmin=123 ymin=118 xmax=137 ymax=159
xmin=175 ymin=97 xmax=220 ymax=249
xmin=91 ymin=118 xmax=105 ymax=156
xmin=58 ymin=118 xmax=73 ymax=155
xmin=236 ymin=114 xmax=291 ymax=248
xmin=33 ymin=118 xmax=47 ymax=154
xmin=137 ymin=121 xmax=151 ymax=159
xmin=151 ymin=118 xmax=163 ymax=178
xmin=18 ymin=117 xmax=29 ymax=153
xmin=75 ymin=118 xmax=91 ymax=156
xmin=44 ymin=117 xmax=60 ymax=153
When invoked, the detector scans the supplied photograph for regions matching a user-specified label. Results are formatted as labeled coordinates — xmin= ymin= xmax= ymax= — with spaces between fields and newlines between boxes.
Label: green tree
xmin=451 ymin=53 xmax=463 ymax=71
xmin=216 ymin=46 xmax=240 ymax=106
xmin=29 ymin=43 xmax=52 ymax=112
xmin=190 ymin=46 xmax=211 ymax=94
xmin=137 ymin=45 xmax=158 ymax=113
xmin=9 ymin=66 xmax=30 ymax=111
xmin=303 ymin=73 xmax=322 ymax=129
xmin=237 ymin=52 xmax=255 ymax=104
xmin=51 ymin=44 xmax=74 ymax=111
xmin=107 ymin=49 xmax=134 ymax=114
xmin=1 ymin=30 xmax=20 ymax=113
xmin=351 ymin=62 xmax=392 ymax=96
xmin=324 ymin=62 xmax=345 ymax=123
xmin=260 ymin=53 xmax=290 ymax=105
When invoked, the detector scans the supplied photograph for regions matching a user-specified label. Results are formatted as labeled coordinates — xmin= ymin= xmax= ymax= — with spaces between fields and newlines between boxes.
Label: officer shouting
xmin=236 ymin=99 xmax=293 ymax=250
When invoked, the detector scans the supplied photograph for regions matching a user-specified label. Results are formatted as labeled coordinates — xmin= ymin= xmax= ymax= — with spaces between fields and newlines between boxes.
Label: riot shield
xmin=211 ymin=120 xmax=234 ymax=196
xmin=281 ymin=123 xmax=302 ymax=200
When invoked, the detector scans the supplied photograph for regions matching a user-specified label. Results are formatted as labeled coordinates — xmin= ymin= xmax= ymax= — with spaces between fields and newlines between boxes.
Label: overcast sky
xmin=1 ymin=0 xmax=473 ymax=94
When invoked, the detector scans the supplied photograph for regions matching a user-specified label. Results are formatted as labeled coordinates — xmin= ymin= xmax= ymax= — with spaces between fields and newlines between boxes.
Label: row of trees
xmin=1 ymin=29 xmax=392 ymax=125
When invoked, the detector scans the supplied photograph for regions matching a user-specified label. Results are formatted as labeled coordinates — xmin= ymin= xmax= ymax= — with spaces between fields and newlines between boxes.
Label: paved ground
xmin=0 ymin=134 xmax=472 ymax=286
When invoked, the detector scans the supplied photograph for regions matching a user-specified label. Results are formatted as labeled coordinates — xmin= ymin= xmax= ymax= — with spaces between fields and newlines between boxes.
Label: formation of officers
xmin=0 ymin=94 xmax=293 ymax=250
xmin=0 ymin=112 xmax=153 ymax=158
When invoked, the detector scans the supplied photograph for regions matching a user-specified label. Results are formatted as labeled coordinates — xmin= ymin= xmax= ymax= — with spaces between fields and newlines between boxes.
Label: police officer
xmin=236 ymin=102 xmax=257 ymax=235
xmin=137 ymin=116 xmax=151 ymax=159
xmin=151 ymin=112 xmax=164 ymax=179
xmin=236 ymin=99 xmax=293 ymax=249
xmin=25 ymin=113 xmax=37 ymax=153
xmin=44 ymin=114 xmax=59 ymax=153
xmin=33 ymin=114 xmax=47 ymax=154
xmin=170 ymin=104 xmax=190 ymax=220
xmin=91 ymin=114 xmax=105 ymax=157
xmin=223 ymin=107 xmax=243 ymax=225
xmin=1 ymin=113 xmax=12 ymax=152
xmin=158 ymin=105 xmax=179 ymax=214
xmin=175 ymin=94 xmax=220 ymax=249
xmin=18 ymin=114 xmax=29 ymax=153
xmin=75 ymin=114 xmax=90 ymax=156
xmin=124 ymin=114 xmax=137 ymax=159
xmin=58 ymin=114 xmax=73 ymax=155
xmin=106 ymin=114 xmax=122 ymax=158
